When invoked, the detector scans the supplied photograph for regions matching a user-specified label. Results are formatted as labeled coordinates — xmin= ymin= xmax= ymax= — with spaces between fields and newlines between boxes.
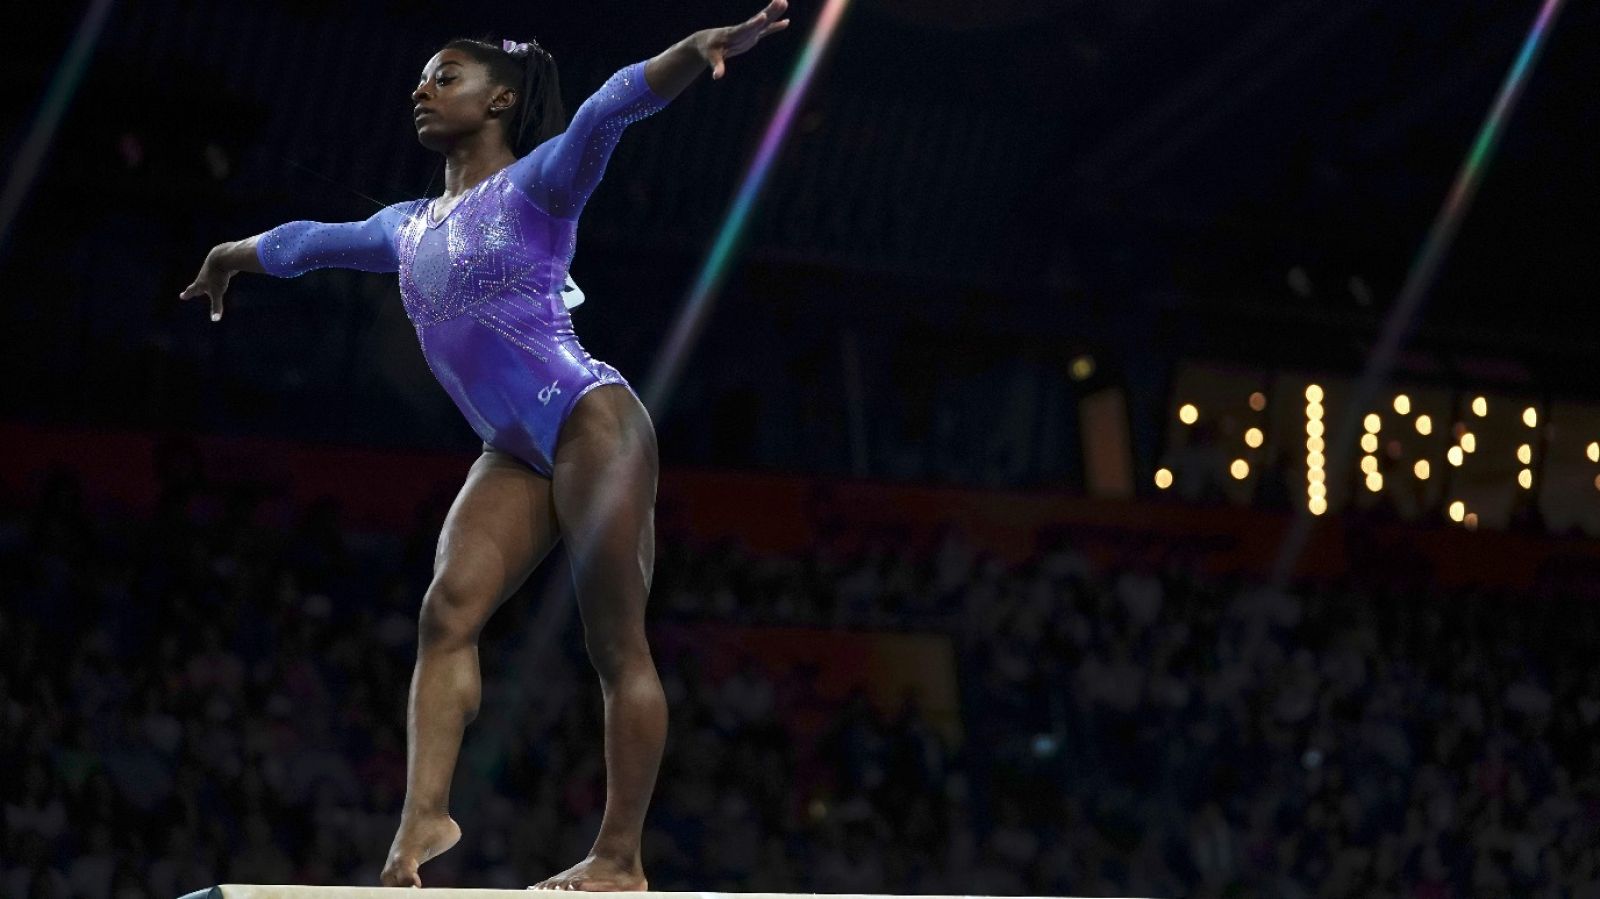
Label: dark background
xmin=4 ymin=2 xmax=1599 ymax=898
xmin=5 ymin=0 xmax=1596 ymax=487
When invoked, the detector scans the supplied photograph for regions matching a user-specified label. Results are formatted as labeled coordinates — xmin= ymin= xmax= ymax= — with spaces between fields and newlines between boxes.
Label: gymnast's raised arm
xmin=180 ymin=203 xmax=412 ymax=321
xmin=645 ymin=0 xmax=792 ymax=96
xmin=509 ymin=0 xmax=791 ymax=218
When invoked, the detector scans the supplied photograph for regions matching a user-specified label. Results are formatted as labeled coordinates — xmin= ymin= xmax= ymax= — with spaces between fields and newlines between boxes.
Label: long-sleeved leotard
xmin=257 ymin=61 xmax=669 ymax=476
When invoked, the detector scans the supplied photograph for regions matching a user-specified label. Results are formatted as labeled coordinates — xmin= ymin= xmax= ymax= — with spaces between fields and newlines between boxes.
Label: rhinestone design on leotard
xmin=390 ymin=62 xmax=668 ymax=327
xmin=252 ymin=61 xmax=669 ymax=475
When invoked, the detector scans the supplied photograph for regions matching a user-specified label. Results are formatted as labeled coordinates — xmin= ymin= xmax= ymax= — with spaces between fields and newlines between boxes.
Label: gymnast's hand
xmin=180 ymin=239 xmax=257 ymax=322
xmin=700 ymin=0 xmax=791 ymax=80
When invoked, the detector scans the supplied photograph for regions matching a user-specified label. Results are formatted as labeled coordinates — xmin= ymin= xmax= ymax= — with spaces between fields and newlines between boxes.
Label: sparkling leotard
xmin=257 ymin=62 xmax=669 ymax=476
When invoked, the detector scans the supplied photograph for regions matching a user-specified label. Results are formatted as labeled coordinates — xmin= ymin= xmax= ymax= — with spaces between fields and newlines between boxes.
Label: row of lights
xmin=1449 ymin=394 xmax=1478 ymax=528
xmin=1459 ymin=393 xmax=1537 ymax=427
xmin=1170 ymin=395 xmax=1271 ymax=487
xmin=1307 ymin=385 xmax=1327 ymax=515
xmin=1166 ymin=388 xmax=1562 ymax=523
xmin=1361 ymin=412 xmax=1383 ymax=492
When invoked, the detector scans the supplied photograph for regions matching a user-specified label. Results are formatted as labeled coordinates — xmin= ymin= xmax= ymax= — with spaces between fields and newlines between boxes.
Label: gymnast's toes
xmin=382 ymin=812 xmax=462 ymax=887
xmin=530 ymin=854 xmax=648 ymax=891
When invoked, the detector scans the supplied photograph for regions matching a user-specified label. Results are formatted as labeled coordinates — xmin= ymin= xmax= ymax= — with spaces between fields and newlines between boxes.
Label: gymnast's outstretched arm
xmin=508 ymin=0 xmax=791 ymax=219
xmin=180 ymin=203 xmax=412 ymax=321
xmin=644 ymin=0 xmax=792 ymax=95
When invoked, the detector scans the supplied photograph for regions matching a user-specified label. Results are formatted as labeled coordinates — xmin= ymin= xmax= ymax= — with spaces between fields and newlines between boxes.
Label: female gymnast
xmin=179 ymin=2 xmax=790 ymax=889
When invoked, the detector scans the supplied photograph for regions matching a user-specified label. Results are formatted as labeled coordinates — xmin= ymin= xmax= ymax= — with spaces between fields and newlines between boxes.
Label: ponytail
xmin=512 ymin=46 xmax=565 ymax=153
xmin=440 ymin=36 xmax=568 ymax=156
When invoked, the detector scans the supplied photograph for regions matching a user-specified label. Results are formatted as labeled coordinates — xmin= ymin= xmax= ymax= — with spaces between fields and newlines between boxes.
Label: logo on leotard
xmin=538 ymin=380 xmax=563 ymax=405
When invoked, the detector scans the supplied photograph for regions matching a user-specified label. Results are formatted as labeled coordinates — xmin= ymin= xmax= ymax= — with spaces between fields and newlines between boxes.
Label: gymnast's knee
xmin=583 ymin=627 xmax=653 ymax=683
xmin=418 ymin=576 xmax=491 ymax=649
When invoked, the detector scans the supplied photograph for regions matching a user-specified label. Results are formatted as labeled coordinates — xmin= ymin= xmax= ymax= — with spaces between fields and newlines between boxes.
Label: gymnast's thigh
xmin=431 ymin=447 xmax=562 ymax=607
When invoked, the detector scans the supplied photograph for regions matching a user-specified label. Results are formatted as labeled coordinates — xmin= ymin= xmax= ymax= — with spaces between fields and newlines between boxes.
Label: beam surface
xmin=180 ymin=888 xmax=1146 ymax=899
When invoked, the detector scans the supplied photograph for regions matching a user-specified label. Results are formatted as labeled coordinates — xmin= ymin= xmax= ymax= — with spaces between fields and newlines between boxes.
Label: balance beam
xmin=175 ymin=883 xmax=1120 ymax=889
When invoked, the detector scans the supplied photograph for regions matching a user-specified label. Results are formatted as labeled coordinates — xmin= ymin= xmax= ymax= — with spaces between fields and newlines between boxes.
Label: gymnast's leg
xmin=381 ymin=449 xmax=560 ymax=888
xmin=533 ymin=384 xmax=666 ymax=891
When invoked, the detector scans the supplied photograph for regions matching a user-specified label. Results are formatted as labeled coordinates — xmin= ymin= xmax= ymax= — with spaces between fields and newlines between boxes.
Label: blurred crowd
xmin=4 ymin=456 xmax=1600 ymax=898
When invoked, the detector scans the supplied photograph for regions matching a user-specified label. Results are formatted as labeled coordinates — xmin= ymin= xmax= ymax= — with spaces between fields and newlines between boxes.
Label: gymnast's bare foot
xmin=530 ymin=854 xmax=648 ymax=891
xmin=381 ymin=812 xmax=462 ymax=887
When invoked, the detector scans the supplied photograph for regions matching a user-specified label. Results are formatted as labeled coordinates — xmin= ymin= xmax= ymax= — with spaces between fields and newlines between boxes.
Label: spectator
xmin=2 ymin=464 xmax=1597 ymax=896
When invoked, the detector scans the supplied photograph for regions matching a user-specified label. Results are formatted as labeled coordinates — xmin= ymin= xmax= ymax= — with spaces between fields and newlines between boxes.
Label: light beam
xmin=1271 ymin=0 xmax=1568 ymax=583
xmin=0 ymin=0 xmax=116 ymax=257
xmin=643 ymin=0 xmax=854 ymax=417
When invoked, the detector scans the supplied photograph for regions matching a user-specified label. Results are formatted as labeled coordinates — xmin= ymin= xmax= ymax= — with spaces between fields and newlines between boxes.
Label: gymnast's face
xmin=412 ymin=49 xmax=516 ymax=152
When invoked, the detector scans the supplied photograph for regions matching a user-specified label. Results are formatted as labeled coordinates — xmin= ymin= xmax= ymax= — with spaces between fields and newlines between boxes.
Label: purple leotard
xmin=257 ymin=62 xmax=669 ymax=476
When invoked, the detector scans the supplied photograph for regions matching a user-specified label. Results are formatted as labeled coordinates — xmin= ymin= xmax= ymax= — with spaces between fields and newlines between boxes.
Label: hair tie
xmin=501 ymin=40 xmax=532 ymax=57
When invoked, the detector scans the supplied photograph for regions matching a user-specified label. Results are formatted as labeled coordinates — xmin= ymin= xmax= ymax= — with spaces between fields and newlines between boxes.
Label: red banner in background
xmin=0 ymin=422 xmax=472 ymax=530
xmin=6 ymin=420 xmax=1600 ymax=591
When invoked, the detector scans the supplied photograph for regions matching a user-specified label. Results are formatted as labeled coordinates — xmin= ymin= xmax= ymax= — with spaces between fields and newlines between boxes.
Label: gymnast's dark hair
xmin=440 ymin=36 xmax=567 ymax=156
